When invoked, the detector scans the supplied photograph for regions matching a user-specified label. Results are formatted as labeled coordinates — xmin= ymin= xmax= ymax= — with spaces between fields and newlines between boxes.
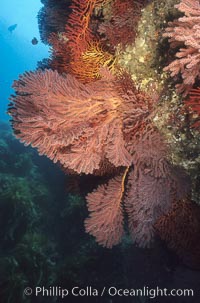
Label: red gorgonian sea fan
xmin=185 ymin=88 xmax=200 ymax=128
xmin=65 ymin=0 xmax=108 ymax=60
xmin=8 ymin=68 xmax=155 ymax=175
xmin=124 ymin=127 xmax=190 ymax=247
xmin=163 ymin=0 xmax=200 ymax=94
xmin=85 ymin=173 xmax=127 ymax=248
xmin=155 ymin=198 xmax=200 ymax=269
xmin=98 ymin=0 xmax=144 ymax=50
xmin=9 ymin=69 xmax=135 ymax=175
xmin=9 ymin=68 xmax=190 ymax=248
xmin=85 ymin=126 xmax=189 ymax=248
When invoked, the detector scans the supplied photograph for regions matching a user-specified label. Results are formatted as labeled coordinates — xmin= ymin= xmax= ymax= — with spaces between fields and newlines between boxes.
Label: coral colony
xmin=9 ymin=0 xmax=200 ymax=256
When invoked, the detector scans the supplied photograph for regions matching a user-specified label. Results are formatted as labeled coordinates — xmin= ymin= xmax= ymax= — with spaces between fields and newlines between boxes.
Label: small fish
xmin=31 ymin=37 xmax=38 ymax=45
xmin=8 ymin=24 xmax=17 ymax=33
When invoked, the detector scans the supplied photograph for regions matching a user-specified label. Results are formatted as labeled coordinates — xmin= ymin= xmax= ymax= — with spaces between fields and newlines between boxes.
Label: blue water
xmin=0 ymin=0 xmax=49 ymax=121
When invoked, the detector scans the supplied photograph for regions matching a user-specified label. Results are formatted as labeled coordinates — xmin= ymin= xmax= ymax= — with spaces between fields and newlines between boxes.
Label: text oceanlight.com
xmin=23 ymin=286 xmax=194 ymax=299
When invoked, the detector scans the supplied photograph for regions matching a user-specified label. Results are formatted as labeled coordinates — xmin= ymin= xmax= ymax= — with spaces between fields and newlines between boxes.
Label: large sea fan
xmin=9 ymin=69 xmax=134 ymax=174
